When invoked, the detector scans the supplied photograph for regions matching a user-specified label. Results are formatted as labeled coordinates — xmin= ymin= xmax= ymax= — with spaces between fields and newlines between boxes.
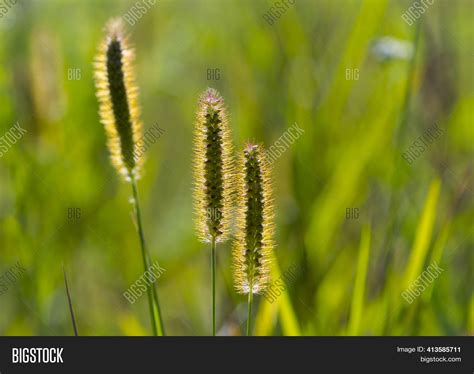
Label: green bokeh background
xmin=0 ymin=0 xmax=472 ymax=336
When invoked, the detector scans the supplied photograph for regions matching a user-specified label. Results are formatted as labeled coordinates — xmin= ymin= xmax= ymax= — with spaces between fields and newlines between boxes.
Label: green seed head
xmin=94 ymin=18 xmax=143 ymax=181
xmin=193 ymin=88 xmax=234 ymax=243
xmin=233 ymin=144 xmax=274 ymax=294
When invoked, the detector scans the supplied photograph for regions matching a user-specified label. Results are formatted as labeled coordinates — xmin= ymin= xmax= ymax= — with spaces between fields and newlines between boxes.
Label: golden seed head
xmin=233 ymin=143 xmax=274 ymax=295
xmin=94 ymin=18 xmax=143 ymax=181
xmin=193 ymin=88 xmax=234 ymax=243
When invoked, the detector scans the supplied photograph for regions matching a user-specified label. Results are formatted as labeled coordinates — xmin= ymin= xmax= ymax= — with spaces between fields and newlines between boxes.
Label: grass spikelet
xmin=233 ymin=143 xmax=274 ymax=295
xmin=94 ymin=18 xmax=143 ymax=181
xmin=193 ymin=88 xmax=234 ymax=243
xmin=233 ymin=143 xmax=274 ymax=335
xmin=193 ymin=88 xmax=234 ymax=335
xmin=93 ymin=18 xmax=165 ymax=336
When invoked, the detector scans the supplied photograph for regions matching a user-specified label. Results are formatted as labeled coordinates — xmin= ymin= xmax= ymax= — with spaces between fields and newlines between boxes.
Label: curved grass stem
xmin=131 ymin=175 xmax=165 ymax=336
xmin=62 ymin=264 xmax=79 ymax=336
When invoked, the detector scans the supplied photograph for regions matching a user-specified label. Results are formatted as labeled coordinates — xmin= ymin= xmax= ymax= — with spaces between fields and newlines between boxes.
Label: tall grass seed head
xmin=193 ymin=88 xmax=234 ymax=243
xmin=233 ymin=143 xmax=274 ymax=294
xmin=94 ymin=18 xmax=143 ymax=181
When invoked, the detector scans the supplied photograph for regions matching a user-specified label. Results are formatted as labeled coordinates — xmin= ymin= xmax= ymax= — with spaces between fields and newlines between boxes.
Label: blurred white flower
xmin=371 ymin=37 xmax=414 ymax=61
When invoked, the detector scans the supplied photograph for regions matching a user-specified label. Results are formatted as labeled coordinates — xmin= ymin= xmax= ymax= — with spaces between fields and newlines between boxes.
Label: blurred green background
xmin=0 ymin=0 xmax=472 ymax=336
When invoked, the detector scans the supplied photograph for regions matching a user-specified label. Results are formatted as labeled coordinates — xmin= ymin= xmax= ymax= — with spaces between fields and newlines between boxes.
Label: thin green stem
xmin=146 ymin=250 xmax=165 ymax=336
xmin=247 ymin=290 xmax=253 ymax=336
xmin=62 ymin=264 xmax=79 ymax=336
xmin=131 ymin=175 xmax=165 ymax=336
xmin=211 ymin=237 xmax=216 ymax=336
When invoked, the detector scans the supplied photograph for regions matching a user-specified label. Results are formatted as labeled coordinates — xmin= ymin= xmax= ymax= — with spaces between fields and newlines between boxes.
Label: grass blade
xmin=63 ymin=264 xmax=79 ymax=336
xmin=254 ymin=252 xmax=301 ymax=336
xmin=347 ymin=225 xmax=371 ymax=335
xmin=404 ymin=179 xmax=441 ymax=289
xmin=422 ymin=222 xmax=450 ymax=302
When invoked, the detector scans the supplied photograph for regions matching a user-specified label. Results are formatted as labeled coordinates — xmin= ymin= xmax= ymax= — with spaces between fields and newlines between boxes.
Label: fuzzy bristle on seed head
xmin=94 ymin=18 xmax=143 ymax=181
xmin=233 ymin=143 xmax=274 ymax=295
xmin=193 ymin=88 xmax=234 ymax=243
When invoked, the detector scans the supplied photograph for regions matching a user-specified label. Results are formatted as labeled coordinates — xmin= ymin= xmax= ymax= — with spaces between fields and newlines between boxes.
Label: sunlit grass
xmin=0 ymin=0 xmax=471 ymax=336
